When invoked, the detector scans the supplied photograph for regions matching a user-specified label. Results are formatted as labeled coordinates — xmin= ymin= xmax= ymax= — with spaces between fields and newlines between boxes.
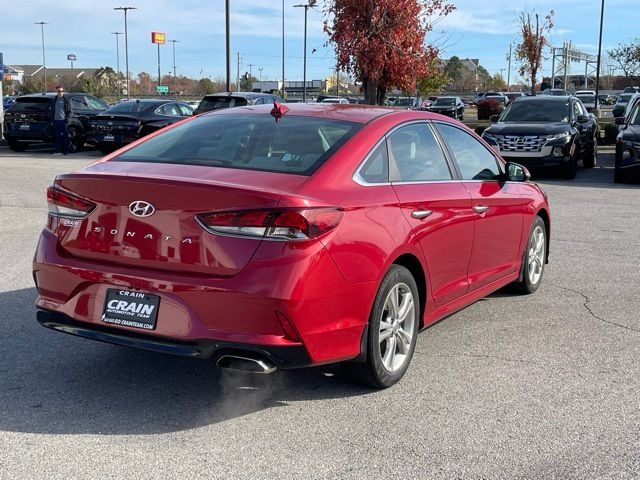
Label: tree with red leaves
xmin=324 ymin=0 xmax=454 ymax=105
xmin=515 ymin=9 xmax=554 ymax=96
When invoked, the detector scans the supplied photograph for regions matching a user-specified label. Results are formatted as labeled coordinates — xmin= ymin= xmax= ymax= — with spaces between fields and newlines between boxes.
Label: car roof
xmin=203 ymin=92 xmax=272 ymax=99
xmin=205 ymin=103 xmax=431 ymax=124
xmin=518 ymin=95 xmax=572 ymax=102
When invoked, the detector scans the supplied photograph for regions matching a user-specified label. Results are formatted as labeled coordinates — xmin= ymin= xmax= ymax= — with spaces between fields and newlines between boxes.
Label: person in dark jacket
xmin=51 ymin=86 xmax=72 ymax=155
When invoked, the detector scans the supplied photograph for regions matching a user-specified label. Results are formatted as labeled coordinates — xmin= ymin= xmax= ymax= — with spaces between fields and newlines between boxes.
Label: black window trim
xmin=432 ymin=120 xmax=506 ymax=182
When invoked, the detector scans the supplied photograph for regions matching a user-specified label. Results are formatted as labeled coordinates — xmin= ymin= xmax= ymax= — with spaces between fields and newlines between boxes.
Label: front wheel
xmin=67 ymin=127 xmax=83 ymax=153
xmin=342 ymin=265 xmax=419 ymax=389
xmin=561 ymin=155 xmax=577 ymax=180
xmin=511 ymin=216 xmax=547 ymax=294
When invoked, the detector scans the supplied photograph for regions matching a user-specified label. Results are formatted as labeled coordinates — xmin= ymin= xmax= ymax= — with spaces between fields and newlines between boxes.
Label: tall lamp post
xmin=225 ymin=0 xmax=231 ymax=92
xmin=34 ymin=21 xmax=49 ymax=92
xmin=114 ymin=6 xmax=136 ymax=100
xmin=293 ymin=1 xmax=316 ymax=103
xmin=282 ymin=0 xmax=285 ymax=99
xmin=169 ymin=39 xmax=179 ymax=96
xmin=111 ymin=32 xmax=123 ymax=96
xmin=594 ymin=0 xmax=605 ymax=117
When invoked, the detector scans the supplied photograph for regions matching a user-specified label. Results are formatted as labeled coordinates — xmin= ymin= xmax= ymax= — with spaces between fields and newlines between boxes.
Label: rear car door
xmin=386 ymin=122 xmax=475 ymax=306
xmin=434 ymin=122 xmax=526 ymax=291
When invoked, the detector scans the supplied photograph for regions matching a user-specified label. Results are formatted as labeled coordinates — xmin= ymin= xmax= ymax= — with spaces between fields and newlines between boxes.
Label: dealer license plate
xmin=103 ymin=134 xmax=115 ymax=142
xmin=102 ymin=289 xmax=160 ymax=330
xmin=19 ymin=124 xmax=30 ymax=130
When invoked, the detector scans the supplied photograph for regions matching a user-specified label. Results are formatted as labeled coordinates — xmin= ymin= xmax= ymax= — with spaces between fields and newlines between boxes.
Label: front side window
xmin=436 ymin=123 xmax=502 ymax=181
xmin=387 ymin=123 xmax=452 ymax=182
xmin=115 ymin=114 xmax=361 ymax=176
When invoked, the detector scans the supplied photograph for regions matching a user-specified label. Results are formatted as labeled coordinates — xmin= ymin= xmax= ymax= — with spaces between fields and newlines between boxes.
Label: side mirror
xmin=577 ymin=114 xmax=590 ymax=123
xmin=489 ymin=115 xmax=499 ymax=123
xmin=506 ymin=162 xmax=531 ymax=182
xmin=614 ymin=116 xmax=625 ymax=125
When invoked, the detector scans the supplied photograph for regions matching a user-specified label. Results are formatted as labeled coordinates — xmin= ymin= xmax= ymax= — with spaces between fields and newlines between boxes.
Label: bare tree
xmin=515 ymin=9 xmax=554 ymax=96
xmin=608 ymin=39 xmax=640 ymax=83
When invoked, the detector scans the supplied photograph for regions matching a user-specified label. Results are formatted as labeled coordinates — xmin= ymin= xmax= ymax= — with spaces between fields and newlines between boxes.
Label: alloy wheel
xmin=527 ymin=225 xmax=545 ymax=285
xmin=378 ymin=283 xmax=415 ymax=372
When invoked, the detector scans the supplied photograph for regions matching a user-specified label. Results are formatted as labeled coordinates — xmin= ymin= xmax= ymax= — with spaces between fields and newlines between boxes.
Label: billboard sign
xmin=151 ymin=32 xmax=166 ymax=45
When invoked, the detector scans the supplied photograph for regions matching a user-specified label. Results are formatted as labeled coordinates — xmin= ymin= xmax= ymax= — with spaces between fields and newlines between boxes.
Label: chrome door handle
xmin=411 ymin=210 xmax=433 ymax=219
xmin=473 ymin=205 xmax=489 ymax=214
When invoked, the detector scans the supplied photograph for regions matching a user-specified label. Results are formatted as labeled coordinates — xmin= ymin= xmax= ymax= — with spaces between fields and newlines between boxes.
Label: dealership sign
xmin=151 ymin=32 xmax=166 ymax=45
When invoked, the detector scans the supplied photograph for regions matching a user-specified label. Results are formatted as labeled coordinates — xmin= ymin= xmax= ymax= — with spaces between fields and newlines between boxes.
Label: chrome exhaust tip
xmin=216 ymin=355 xmax=277 ymax=374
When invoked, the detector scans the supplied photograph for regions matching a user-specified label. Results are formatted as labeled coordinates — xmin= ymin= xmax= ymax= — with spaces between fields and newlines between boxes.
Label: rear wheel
xmin=342 ymin=265 xmax=419 ymax=389
xmin=511 ymin=216 xmax=546 ymax=294
xmin=8 ymin=139 xmax=27 ymax=152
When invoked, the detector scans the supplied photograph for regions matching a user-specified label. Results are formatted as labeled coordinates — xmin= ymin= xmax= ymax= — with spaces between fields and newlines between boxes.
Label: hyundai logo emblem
xmin=129 ymin=201 xmax=156 ymax=217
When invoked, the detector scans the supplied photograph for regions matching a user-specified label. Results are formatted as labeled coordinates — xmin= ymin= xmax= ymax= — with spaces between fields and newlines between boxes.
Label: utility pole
xmin=34 ymin=22 xmax=48 ymax=92
xmin=594 ymin=0 xmax=605 ymax=116
xmin=506 ymin=44 xmax=512 ymax=92
xmin=111 ymin=32 xmax=123 ymax=97
xmin=294 ymin=1 xmax=316 ymax=103
xmin=236 ymin=52 xmax=241 ymax=92
xmin=282 ymin=0 xmax=286 ymax=99
xmin=169 ymin=39 xmax=179 ymax=95
xmin=114 ymin=7 xmax=137 ymax=100
xmin=247 ymin=63 xmax=254 ymax=92
xmin=225 ymin=0 xmax=231 ymax=92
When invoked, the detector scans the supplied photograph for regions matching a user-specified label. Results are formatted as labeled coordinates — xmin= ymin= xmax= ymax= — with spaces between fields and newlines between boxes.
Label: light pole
xmin=594 ymin=0 xmax=605 ymax=116
xmin=293 ymin=1 xmax=316 ymax=102
xmin=34 ymin=22 xmax=48 ymax=92
xmin=169 ymin=39 xmax=179 ymax=96
xmin=247 ymin=63 xmax=254 ymax=92
xmin=114 ymin=6 xmax=136 ymax=100
xmin=282 ymin=0 xmax=285 ymax=99
xmin=225 ymin=0 xmax=231 ymax=92
xmin=258 ymin=67 xmax=263 ymax=83
xmin=111 ymin=32 xmax=123 ymax=96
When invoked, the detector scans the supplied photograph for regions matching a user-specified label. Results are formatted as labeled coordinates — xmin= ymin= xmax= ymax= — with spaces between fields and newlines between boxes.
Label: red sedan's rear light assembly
xmin=46 ymin=185 xmax=96 ymax=218
xmin=196 ymin=208 xmax=343 ymax=241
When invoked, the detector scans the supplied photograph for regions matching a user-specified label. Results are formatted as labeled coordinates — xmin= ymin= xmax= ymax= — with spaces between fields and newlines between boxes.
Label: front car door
xmin=434 ymin=122 xmax=527 ymax=291
xmin=386 ymin=122 xmax=476 ymax=307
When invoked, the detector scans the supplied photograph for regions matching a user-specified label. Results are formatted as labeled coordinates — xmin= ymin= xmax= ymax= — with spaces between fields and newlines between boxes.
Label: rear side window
xmin=115 ymin=114 xmax=361 ymax=176
xmin=197 ymin=97 xmax=248 ymax=112
xmin=11 ymin=97 xmax=51 ymax=112
xmin=358 ymin=141 xmax=389 ymax=183
xmin=436 ymin=123 xmax=502 ymax=181
xmin=106 ymin=101 xmax=150 ymax=114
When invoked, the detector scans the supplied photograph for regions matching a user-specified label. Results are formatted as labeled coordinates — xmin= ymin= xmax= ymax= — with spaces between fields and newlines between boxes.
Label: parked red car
xmin=34 ymin=104 xmax=550 ymax=388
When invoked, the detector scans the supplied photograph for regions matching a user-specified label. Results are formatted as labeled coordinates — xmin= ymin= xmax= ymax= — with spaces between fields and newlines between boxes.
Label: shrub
xmin=477 ymin=99 xmax=503 ymax=120
xmin=602 ymin=123 xmax=619 ymax=145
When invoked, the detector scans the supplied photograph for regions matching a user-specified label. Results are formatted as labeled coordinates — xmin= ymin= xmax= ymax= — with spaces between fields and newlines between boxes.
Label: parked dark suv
xmin=482 ymin=95 xmax=599 ymax=179
xmin=3 ymin=93 xmax=108 ymax=152
xmin=194 ymin=92 xmax=284 ymax=115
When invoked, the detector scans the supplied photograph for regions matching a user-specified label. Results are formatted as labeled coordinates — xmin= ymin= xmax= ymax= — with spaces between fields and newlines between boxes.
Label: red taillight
xmin=196 ymin=208 xmax=343 ymax=241
xmin=46 ymin=185 xmax=96 ymax=218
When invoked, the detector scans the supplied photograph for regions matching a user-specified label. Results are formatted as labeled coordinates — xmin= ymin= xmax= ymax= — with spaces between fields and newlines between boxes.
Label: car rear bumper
xmin=36 ymin=307 xmax=310 ymax=367
xmin=33 ymin=228 xmax=376 ymax=365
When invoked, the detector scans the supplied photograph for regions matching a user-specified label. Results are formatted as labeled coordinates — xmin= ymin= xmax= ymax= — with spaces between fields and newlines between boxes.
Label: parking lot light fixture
xmin=34 ymin=22 xmax=49 ymax=93
xmin=114 ymin=6 xmax=137 ymax=100
xmin=111 ymin=32 xmax=123 ymax=96
xmin=293 ymin=1 xmax=317 ymax=103
xmin=169 ymin=40 xmax=179 ymax=96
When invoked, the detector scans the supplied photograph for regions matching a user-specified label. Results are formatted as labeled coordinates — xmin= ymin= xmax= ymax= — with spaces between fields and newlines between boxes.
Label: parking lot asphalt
xmin=1 ymin=145 xmax=639 ymax=479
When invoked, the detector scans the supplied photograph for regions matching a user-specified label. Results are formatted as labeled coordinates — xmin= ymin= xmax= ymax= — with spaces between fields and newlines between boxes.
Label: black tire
xmin=67 ymin=127 xmax=83 ymax=153
xmin=342 ymin=265 xmax=420 ymax=389
xmin=511 ymin=216 xmax=547 ymax=294
xmin=583 ymin=135 xmax=597 ymax=169
xmin=98 ymin=145 xmax=116 ymax=155
xmin=561 ymin=155 xmax=577 ymax=180
xmin=7 ymin=139 xmax=27 ymax=152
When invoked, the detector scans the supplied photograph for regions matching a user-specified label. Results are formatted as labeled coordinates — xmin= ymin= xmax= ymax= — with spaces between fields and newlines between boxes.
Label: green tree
xmin=19 ymin=76 xmax=44 ymax=94
xmin=444 ymin=56 xmax=464 ymax=92
xmin=239 ymin=72 xmax=258 ymax=92
xmin=416 ymin=60 xmax=448 ymax=95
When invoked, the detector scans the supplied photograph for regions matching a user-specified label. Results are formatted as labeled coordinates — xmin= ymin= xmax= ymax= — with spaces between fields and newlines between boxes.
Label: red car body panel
xmin=33 ymin=105 xmax=550 ymax=367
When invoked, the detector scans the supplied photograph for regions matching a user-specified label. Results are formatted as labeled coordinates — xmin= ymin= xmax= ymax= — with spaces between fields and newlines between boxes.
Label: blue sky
xmin=0 ymin=0 xmax=638 ymax=84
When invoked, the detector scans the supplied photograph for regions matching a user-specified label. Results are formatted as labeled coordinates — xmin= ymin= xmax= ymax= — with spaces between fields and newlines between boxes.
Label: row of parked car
xmin=1 ymin=91 xmax=287 ymax=153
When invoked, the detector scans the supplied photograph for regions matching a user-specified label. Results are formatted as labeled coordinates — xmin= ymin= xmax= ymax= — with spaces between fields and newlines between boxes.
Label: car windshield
xmin=197 ymin=96 xmax=249 ymax=112
xmin=11 ymin=97 xmax=51 ymax=112
xmin=576 ymin=94 xmax=595 ymax=103
xmin=618 ymin=94 xmax=633 ymax=103
xmin=106 ymin=101 xmax=153 ymax=113
xmin=115 ymin=113 xmax=361 ymax=176
xmin=394 ymin=98 xmax=414 ymax=106
xmin=434 ymin=98 xmax=455 ymax=106
xmin=501 ymin=100 xmax=570 ymax=123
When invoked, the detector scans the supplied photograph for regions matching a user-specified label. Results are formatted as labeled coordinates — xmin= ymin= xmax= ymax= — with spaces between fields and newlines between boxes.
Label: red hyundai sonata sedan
xmin=33 ymin=103 xmax=550 ymax=388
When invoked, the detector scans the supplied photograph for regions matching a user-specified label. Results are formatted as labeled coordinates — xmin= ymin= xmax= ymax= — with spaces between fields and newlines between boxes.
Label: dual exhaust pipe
xmin=216 ymin=354 xmax=277 ymax=374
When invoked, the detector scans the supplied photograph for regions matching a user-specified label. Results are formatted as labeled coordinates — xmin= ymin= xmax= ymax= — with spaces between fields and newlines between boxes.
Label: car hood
xmin=485 ymin=122 xmax=570 ymax=136
xmin=620 ymin=125 xmax=640 ymax=141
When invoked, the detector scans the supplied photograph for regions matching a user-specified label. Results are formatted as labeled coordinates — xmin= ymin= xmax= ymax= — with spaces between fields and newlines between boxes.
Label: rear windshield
xmin=11 ymin=97 xmax=51 ymax=112
xmin=197 ymin=97 xmax=248 ymax=112
xmin=105 ymin=102 xmax=154 ymax=114
xmin=434 ymin=97 xmax=455 ymax=105
xmin=618 ymin=94 xmax=633 ymax=103
xmin=115 ymin=113 xmax=361 ymax=175
xmin=576 ymin=94 xmax=595 ymax=103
